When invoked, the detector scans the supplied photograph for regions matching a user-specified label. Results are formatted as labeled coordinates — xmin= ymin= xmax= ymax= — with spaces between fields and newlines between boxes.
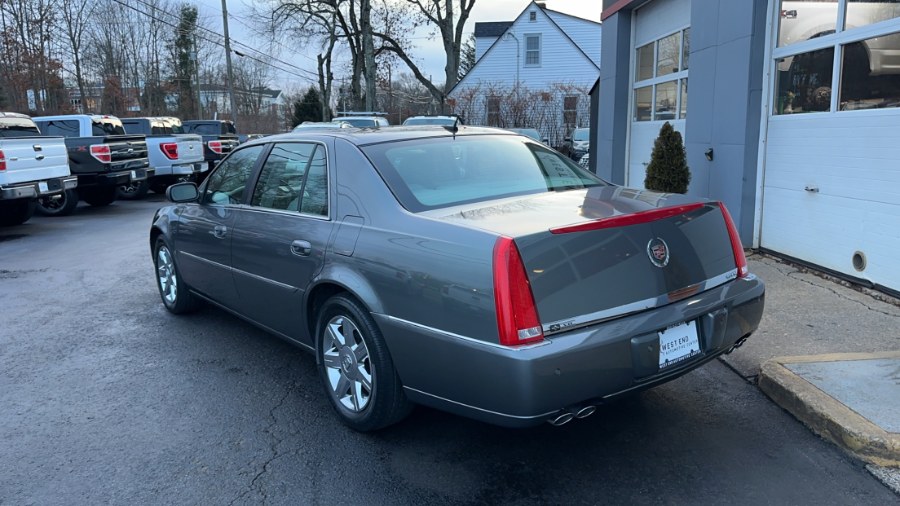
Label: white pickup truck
xmin=120 ymin=117 xmax=205 ymax=197
xmin=0 ymin=112 xmax=77 ymax=226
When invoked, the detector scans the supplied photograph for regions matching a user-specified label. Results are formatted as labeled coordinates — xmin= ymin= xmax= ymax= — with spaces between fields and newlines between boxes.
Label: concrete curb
xmin=758 ymin=352 xmax=900 ymax=468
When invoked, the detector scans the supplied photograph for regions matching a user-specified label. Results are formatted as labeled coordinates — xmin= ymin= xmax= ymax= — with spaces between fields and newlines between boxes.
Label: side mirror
xmin=166 ymin=182 xmax=199 ymax=203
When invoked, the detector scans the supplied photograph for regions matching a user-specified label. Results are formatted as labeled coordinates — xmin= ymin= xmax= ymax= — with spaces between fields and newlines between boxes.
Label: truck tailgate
xmin=0 ymin=137 xmax=70 ymax=186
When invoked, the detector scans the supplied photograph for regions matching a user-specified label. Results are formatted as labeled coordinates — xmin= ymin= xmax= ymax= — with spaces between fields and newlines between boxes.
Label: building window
xmin=525 ymin=34 xmax=541 ymax=66
xmin=530 ymin=11 xmax=537 ymax=21
xmin=772 ymin=0 xmax=900 ymax=115
xmin=563 ymin=95 xmax=578 ymax=129
xmin=632 ymin=27 xmax=690 ymax=121
xmin=486 ymin=96 xmax=501 ymax=126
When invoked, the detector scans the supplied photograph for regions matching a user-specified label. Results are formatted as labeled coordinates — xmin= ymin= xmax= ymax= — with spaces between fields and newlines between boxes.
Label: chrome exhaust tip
xmin=575 ymin=405 xmax=596 ymax=419
xmin=548 ymin=412 xmax=575 ymax=426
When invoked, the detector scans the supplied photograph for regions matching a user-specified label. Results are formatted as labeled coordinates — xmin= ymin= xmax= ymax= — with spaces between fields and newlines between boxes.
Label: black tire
xmin=117 ymin=180 xmax=150 ymax=200
xmin=315 ymin=294 xmax=412 ymax=431
xmin=81 ymin=186 xmax=117 ymax=207
xmin=36 ymin=189 xmax=79 ymax=217
xmin=0 ymin=198 xmax=36 ymax=226
xmin=153 ymin=236 xmax=200 ymax=314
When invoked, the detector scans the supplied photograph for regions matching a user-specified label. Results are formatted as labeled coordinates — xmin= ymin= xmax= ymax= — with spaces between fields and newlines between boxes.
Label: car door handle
xmin=291 ymin=240 xmax=312 ymax=257
xmin=213 ymin=225 xmax=227 ymax=239
xmin=35 ymin=155 xmax=45 ymax=161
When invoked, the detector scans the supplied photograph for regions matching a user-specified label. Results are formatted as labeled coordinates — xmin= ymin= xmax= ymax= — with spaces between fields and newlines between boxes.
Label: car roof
xmin=239 ymin=125 xmax=521 ymax=148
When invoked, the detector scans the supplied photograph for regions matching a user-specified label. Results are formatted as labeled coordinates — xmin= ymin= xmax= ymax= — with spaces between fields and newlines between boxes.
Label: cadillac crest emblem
xmin=647 ymin=238 xmax=670 ymax=268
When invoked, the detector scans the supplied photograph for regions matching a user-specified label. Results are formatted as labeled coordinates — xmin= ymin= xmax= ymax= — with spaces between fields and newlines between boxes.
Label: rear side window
xmin=37 ymin=120 xmax=79 ymax=137
xmin=0 ymin=117 xmax=40 ymax=137
xmin=250 ymin=143 xmax=329 ymax=216
xmin=362 ymin=135 xmax=606 ymax=212
xmin=203 ymin=145 xmax=265 ymax=205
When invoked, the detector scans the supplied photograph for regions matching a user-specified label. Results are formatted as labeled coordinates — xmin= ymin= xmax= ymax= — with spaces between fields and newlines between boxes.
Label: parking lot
xmin=1 ymin=196 xmax=895 ymax=505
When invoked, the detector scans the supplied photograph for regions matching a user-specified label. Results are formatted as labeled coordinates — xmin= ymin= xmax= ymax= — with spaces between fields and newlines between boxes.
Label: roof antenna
xmin=451 ymin=115 xmax=459 ymax=139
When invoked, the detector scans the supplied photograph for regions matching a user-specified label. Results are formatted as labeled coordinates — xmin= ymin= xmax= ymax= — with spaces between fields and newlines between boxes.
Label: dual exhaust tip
xmin=548 ymin=405 xmax=596 ymax=426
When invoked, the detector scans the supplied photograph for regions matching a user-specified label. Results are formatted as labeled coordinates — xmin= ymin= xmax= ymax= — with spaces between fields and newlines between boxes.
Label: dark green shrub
xmin=644 ymin=121 xmax=691 ymax=194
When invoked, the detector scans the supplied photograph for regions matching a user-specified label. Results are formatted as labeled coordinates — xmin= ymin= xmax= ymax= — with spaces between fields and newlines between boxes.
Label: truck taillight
xmin=90 ymin=144 xmax=111 ymax=163
xmin=207 ymin=140 xmax=223 ymax=154
xmin=0 ymin=149 xmax=6 ymax=171
xmin=718 ymin=202 xmax=749 ymax=278
xmin=160 ymin=142 xmax=179 ymax=160
xmin=493 ymin=236 xmax=544 ymax=346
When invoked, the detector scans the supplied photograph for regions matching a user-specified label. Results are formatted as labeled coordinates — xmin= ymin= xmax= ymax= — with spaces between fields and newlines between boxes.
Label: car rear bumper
xmin=376 ymin=274 xmax=765 ymax=427
xmin=0 ymin=175 xmax=78 ymax=200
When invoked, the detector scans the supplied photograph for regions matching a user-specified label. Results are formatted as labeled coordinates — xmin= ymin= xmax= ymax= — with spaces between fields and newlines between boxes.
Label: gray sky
xmin=193 ymin=0 xmax=602 ymax=91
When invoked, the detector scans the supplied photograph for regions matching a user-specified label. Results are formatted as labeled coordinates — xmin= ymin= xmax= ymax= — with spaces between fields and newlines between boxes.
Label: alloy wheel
xmin=322 ymin=315 xmax=372 ymax=412
xmin=156 ymin=246 xmax=177 ymax=305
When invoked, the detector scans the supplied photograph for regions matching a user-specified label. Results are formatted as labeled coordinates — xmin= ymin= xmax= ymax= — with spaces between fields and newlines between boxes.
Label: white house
xmin=448 ymin=1 xmax=601 ymax=146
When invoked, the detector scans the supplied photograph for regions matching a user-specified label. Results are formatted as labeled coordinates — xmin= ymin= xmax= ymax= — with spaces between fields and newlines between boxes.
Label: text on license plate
xmin=658 ymin=320 xmax=700 ymax=369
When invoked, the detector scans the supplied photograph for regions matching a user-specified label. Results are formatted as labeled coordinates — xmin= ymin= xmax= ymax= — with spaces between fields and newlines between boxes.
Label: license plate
xmin=130 ymin=170 xmax=137 ymax=179
xmin=38 ymin=182 xmax=49 ymax=193
xmin=658 ymin=321 xmax=701 ymax=369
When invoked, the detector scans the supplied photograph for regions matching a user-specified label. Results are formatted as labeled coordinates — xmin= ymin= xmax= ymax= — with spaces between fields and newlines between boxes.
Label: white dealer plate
xmin=658 ymin=320 xmax=701 ymax=369
xmin=38 ymin=182 xmax=48 ymax=193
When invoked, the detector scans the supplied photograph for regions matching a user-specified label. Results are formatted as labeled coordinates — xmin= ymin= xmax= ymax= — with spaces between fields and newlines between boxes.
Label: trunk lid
xmin=434 ymin=186 xmax=739 ymax=332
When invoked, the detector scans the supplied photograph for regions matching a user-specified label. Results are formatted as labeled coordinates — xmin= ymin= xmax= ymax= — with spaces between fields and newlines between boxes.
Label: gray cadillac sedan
xmin=150 ymin=126 xmax=765 ymax=431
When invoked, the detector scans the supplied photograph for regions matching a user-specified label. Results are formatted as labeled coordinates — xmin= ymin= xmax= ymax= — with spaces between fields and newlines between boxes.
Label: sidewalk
xmin=720 ymin=253 xmax=900 ymax=491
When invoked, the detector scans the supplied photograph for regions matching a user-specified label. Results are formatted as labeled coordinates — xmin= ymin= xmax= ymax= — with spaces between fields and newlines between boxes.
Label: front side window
xmin=525 ymin=34 xmax=541 ymax=65
xmin=361 ymin=136 xmax=607 ymax=212
xmin=203 ymin=145 xmax=265 ymax=205
xmin=251 ymin=143 xmax=322 ymax=213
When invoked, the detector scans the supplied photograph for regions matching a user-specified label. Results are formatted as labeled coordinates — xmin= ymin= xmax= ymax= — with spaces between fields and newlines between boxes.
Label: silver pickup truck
xmin=0 ymin=112 xmax=77 ymax=226
xmin=120 ymin=117 xmax=205 ymax=198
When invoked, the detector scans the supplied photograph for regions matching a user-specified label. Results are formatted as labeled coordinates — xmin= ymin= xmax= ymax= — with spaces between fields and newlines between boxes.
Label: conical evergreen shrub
xmin=644 ymin=122 xmax=691 ymax=194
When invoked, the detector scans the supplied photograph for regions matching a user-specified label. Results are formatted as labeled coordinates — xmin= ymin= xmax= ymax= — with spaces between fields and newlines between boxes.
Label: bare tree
xmin=59 ymin=0 xmax=93 ymax=113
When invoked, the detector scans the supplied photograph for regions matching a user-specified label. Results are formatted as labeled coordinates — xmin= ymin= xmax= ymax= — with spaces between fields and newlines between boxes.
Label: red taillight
xmin=207 ymin=140 xmax=223 ymax=154
xmin=493 ymin=236 xmax=544 ymax=346
xmin=550 ymin=203 xmax=705 ymax=234
xmin=160 ymin=142 xmax=179 ymax=160
xmin=0 ymin=149 xmax=6 ymax=171
xmin=719 ymin=202 xmax=748 ymax=278
xmin=90 ymin=144 xmax=111 ymax=163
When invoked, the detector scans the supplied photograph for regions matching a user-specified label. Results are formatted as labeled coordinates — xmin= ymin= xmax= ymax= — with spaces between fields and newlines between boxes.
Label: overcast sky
xmin=193 ymin=0 xmax=602 ymax=92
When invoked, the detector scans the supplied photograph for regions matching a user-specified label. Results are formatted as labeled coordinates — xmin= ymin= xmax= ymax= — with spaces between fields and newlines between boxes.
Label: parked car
xmin=150 ymin=127 xmax=765 ymax=431
xmin=401 ymin=115 xmax=460 ymax=126
xmin=181 ymin=120 xmax=240 ymax=174
xmin=565 ymin=127 xmax=590 ymax=161
xmin=506 ymin=127 xmax=549 ymax=144
xmin=0 ymin=112 xmax=77 ymax=226
xmin=292 ymin=121 xmax=353 ymax=132
xmin=32 ymin=114 xmax=149 ymax=216
xmin=332 ymin=112 xmax=390 ymax=128
xmin=120 ymin=117 xmax=205 ymax=197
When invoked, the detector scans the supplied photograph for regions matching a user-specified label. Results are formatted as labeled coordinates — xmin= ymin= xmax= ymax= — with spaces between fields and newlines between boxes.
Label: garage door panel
xmin=761 ymin=187 xmax=899 ymax=290
xmin=761 ymin=111 xmax=900 ymax=292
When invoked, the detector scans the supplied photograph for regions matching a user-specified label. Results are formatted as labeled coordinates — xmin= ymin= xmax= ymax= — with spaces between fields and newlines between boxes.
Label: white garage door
xmin=760 ymin=1 xmax=900 ymax=293
xmin=627 ymin=0 xmax=690 ymax=188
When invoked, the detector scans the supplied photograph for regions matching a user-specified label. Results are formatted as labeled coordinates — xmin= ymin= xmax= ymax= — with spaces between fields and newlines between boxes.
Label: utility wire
xmin=106 ymin=0 xmax=317 ymax=82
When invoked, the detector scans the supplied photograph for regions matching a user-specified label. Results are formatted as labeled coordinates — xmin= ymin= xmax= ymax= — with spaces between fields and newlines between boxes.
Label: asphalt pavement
xmin=722 ymin=252 xmax=900 ymax=490
xmin=0 ymin=197 xmax=898 ymax=503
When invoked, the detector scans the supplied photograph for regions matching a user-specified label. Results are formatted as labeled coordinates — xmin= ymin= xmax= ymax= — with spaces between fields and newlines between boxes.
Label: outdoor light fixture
xmin=705 ymin=148 xmax=714 ymax=161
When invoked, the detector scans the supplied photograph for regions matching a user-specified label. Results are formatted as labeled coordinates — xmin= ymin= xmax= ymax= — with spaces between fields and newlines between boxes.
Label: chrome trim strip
xmin=179 ymin=251 xmax=299 ymax=291
xmin=377 ymin=314 xmax=551 ymax=351
xmin=541 ymin=269 xmax=740 ymax=335
xmin=403 ymin=386 xmax=558 ymax=421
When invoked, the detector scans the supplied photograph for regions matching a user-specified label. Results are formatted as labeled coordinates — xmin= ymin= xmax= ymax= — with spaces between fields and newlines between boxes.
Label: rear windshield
xmin=92 ymin=119 xmax=125 ymax=136
xmin=0 ymin=117 xmax=40 ymax=137
xmin=361 ymin=135 xmax=607 ymax=212
xmin=403 ymin=117 xmax=455 ymax=126
xmin=338 ymin=118 xmax=378 ymax=128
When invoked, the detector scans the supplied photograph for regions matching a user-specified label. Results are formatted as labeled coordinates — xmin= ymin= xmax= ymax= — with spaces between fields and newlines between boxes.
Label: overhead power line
xmin=106 ymin=0 xmax=318 ymax=83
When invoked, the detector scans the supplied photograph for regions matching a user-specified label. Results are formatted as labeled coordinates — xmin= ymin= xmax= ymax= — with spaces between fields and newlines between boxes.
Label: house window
xmin=530 ymin=11 xmax=537 ymax=21
xmin=563 ymin=95 xmax=578 ymax=129
xmin=486 ymin=96 xmax=501 ymax=126
xmin=525 ymin=34 xmax=541 ymax=66
xmin=632 ymin=27 xmax=690 ymax=121
xmin=773 ymin=0 xmax=900 ymax=114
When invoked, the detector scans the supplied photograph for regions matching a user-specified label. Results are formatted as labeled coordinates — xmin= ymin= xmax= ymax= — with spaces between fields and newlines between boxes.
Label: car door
xmin=174 ymin=144 xmax=266 ymax=307
xmin=230 ymin=141 xmax=335 ymax=343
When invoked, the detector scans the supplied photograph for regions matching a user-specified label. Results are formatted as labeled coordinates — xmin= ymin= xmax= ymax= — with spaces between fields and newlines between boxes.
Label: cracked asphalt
xmin=1 ymin=196 xmax=897 ymax=505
